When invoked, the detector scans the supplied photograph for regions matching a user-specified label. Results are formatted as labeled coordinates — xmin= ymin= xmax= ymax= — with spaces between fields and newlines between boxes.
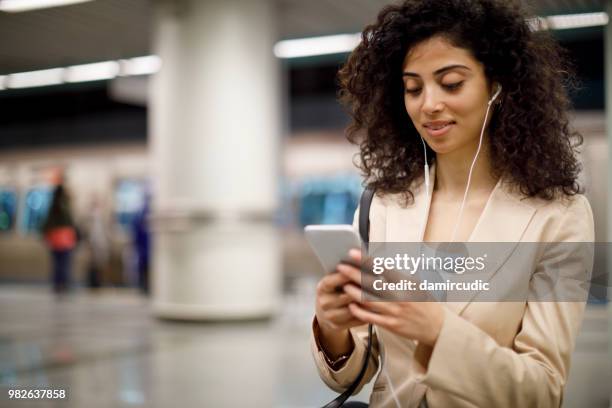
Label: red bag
xmin=45 ymin=226 xmax=76 ymax=251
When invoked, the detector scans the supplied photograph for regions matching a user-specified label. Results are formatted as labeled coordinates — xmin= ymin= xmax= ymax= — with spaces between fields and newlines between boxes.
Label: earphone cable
xmin=449 ymin=101 xmax=493 ymax=242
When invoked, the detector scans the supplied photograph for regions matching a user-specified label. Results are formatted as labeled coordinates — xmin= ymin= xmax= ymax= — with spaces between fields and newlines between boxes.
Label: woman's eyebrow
xmin=402 ymin=64 xmax=471 ymax=77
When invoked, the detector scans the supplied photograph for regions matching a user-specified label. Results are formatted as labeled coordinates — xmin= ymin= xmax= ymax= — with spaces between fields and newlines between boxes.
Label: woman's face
xmin=402 ymin=35 xmax=493 ymax=157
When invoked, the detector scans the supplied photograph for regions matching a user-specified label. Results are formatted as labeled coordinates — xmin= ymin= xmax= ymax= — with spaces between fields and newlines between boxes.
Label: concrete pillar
xmin=149 ymin=0 xmax=281 ymax=319
xmin=606 ymin=2 xmax=612 ymax=406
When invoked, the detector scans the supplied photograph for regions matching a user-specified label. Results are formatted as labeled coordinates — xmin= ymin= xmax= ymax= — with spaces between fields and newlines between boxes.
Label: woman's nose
xmin=421 ymin=87 xmax=444 ymax=114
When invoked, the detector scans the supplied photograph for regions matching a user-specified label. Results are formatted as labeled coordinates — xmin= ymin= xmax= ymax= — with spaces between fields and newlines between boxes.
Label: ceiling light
xmin=65 ymin=61 xmax=119 ymax=83
xmin=273 ymin=33 xmax=361 ymax=59
xmin=7 ymin=68 xmax=64 ymax=89
xmin=546 ymin=12 xmax=608 ymax=30
xmin=0 ymin=55 xmax=162 ymax=91
xmin=0 ymin=0 xmax=93 ymax=13
xmin=276 ymin=12 xmax=609 ymax=59
xmin=120 ymin=55 xmax=162 ymax=76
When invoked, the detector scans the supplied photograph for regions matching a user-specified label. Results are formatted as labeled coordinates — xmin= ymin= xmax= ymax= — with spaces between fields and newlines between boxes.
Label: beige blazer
xmin=311 ymin=168 xmax=594 ymax=408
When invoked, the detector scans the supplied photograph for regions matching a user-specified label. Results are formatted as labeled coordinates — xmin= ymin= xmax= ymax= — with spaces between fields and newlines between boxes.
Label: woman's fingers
xmin=348 ymin=302 xmax=396 ymax=328
xmin=337 ymin=262 xmax=383 ymax=299
xmin=336 ymin=263 xmax=361 ymax=284
xmin=316 ymin=271 xmax=352 ymax=294
xmin=343 ymin=283 xmax=399 ymax=314
xmin=318 ymin=292 xmax=352 ymax=310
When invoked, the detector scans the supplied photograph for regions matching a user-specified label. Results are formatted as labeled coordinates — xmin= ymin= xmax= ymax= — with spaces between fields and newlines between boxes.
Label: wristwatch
xmin=323 ymin=350 xmax=350 ymax=370
xmin=313 ymin=318 xmax=353 ymax=370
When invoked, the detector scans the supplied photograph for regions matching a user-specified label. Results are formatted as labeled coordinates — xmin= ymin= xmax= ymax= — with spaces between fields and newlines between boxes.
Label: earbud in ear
xmin=488 ymin=83 xmax=502 ymax=106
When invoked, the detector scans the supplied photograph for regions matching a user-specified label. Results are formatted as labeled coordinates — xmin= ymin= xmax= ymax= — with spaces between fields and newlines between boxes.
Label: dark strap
xmin=359 ymin=187 xmax=375 ymax=249
xmin=321 ymin=187 xmax=375 ymax=408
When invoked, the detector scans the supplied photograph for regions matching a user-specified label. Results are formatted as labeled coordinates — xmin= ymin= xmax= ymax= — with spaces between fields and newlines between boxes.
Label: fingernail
xmin=349 ymin=249 xmax=360 ymax=258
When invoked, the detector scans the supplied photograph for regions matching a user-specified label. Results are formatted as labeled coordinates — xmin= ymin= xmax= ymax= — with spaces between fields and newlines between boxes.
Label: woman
xmin=311 ymin=1 xmax=594 ymax=407
xmin=42 ymin=183 xmax=78 ymax=293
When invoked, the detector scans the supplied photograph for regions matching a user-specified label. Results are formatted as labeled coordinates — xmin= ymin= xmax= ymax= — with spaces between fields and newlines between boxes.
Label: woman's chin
xmin=427 ymin=141 xmax=455 ymax=156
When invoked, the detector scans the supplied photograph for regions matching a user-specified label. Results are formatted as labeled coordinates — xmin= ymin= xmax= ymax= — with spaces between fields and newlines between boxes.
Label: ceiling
xmin=0 ymin=0 xmax=605 ymax=75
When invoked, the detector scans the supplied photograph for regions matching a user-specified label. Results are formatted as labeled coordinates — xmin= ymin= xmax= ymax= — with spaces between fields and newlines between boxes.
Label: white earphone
xmin=488 ymin=83 xmax=502 ymax=106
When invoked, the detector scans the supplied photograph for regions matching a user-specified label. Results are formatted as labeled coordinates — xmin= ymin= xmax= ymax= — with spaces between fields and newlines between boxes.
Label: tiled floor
xmin=0 ymin=283 xmax=609 ymax=408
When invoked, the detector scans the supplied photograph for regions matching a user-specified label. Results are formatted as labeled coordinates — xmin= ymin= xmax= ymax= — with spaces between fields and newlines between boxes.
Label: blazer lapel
xmin=380 ymin=166 xmax=536 ymax=315
xmin=468 ymin=180 xmax=536 ymax=243
xmin=449 ymin=181 xmax=537 ymax=315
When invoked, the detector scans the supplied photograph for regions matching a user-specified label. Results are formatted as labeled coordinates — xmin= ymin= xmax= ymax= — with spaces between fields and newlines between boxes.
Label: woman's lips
xmin=423 ymin=121 xmax=455 ymax=137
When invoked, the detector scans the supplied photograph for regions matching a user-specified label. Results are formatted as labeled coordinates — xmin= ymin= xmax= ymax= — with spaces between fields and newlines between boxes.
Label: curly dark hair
xmin=338 ymin=0 xmax=582 ymax=203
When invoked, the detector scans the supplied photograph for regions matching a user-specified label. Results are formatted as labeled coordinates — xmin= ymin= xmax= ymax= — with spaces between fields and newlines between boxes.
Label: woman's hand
xmin=338 ymin=249 xmax=445 ymax=347
xmin=315 ymin=269 xmax=366 ymax=332
xmin=314 ymin=265 xmax=366 ymax=358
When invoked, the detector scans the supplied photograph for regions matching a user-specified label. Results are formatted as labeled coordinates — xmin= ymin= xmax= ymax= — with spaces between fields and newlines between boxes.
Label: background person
xmin=83 ymin=195 xmax=110 ymax=289
xmin=41 ymin=182 xmax=78 ymax=294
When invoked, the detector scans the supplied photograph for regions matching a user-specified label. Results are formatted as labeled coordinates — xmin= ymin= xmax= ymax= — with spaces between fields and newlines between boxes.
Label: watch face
xmin=328 ymin=354 xmax=350 ymax=370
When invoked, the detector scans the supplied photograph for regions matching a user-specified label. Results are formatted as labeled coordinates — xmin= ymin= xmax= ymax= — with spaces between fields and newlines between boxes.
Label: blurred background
xmin=0 ymin=0 xmax=609 ymax=406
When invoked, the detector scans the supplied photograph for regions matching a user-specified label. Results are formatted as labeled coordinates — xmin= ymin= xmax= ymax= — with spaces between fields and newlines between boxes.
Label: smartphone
xmin=304 ymin=224 xmax=363 ymax=273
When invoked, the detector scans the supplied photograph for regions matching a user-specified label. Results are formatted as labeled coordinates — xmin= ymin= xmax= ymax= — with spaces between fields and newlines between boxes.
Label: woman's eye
xmin=442 ymin=81 xmax=464 ymax=91
xmin=405 ymin=88 xmax=421 ymax=95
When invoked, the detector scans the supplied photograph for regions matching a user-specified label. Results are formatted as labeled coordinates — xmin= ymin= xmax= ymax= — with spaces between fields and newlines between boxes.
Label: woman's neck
xmin=433 ymin=142 xmax=498 ymax=199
